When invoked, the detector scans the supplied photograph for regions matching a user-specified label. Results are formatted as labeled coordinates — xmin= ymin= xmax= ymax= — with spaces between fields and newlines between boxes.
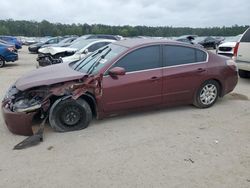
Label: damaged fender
xmin=2 ymin=74 xmax=103 ymax=136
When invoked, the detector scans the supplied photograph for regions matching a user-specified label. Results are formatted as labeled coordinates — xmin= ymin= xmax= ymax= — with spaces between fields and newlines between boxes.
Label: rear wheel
xmin=194 ymin=80 xmax=220 ymax=108
xmin=0 ymin=56 xmax=5 ymax=68
xmin=238 ymin=69 xmax=250 ymax=78
xmin=49 ymin=98 xmax=92 ymax=132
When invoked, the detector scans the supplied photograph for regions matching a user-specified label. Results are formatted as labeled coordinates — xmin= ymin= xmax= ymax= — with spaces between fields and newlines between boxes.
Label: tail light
xmin=7 ymin=47 xmax=15 ymax=52
xmin=233 ymin=42 xmax=239 ymax=57
xmin=226 ymin=59 xmax=237 ymax=71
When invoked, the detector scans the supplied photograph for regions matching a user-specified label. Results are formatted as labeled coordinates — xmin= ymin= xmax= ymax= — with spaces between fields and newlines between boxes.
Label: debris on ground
xmin=184 ymin=158 xmax=195 ymax=163
xmin=47 ymin=146 xmax=54 ymax=150
xmin=13 ymin=117 xmax=47 ymax=150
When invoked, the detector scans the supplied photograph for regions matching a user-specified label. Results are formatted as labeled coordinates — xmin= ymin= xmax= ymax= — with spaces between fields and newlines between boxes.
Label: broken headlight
xmin=3 ymin=85 xmax=19 ymax=101
xmin=12 ymin=97 xmax=42 ymax=113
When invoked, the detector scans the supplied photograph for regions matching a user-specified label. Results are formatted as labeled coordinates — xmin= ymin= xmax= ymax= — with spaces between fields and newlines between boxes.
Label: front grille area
xmin=219 ymin=47 xmax=232 ymax=52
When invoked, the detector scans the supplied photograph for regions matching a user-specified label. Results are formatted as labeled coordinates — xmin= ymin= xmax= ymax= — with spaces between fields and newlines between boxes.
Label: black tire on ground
xmin=49 ymin=98 xmax=92 ymax=132
xmin=193 ymin=80 xmax=220 ymax=108
xmin=0 ymin=56 xmax=5 ymax=68
xmin=238 ymin=69 xmax=250 ymax=78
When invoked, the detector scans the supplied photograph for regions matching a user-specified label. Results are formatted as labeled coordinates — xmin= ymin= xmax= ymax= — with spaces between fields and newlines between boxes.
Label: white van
xmin=234 ymin=27 xmax=250 ymax=78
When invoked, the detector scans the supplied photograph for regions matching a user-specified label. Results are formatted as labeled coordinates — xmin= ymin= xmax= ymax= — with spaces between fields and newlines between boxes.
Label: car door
xmin=163 ymin=45 xmax=208 ymax=104
xmin=101 ymin=45 xmax=163 ymax=112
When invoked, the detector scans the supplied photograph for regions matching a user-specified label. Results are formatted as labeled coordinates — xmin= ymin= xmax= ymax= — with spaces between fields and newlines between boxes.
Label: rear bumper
xmin=5 ymin=53 xmax=18 ymax=62
xmin=1 ymin=103 xmax=36 ymax=136
xmin=236 ymin=60 xmax=250 ymax=71
xmin=222 ymin=71 xmax=238 ymax=96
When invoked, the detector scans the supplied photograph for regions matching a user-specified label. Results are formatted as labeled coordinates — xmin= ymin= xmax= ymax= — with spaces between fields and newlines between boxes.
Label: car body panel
xmin=101 ymin=69 xmax=163 ymax=112
xmin=15 ymin=62 xmax=85 ymax=91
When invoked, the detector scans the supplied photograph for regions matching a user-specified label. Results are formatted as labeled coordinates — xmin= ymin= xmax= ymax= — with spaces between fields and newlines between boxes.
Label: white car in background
xmin=217 ymin=34 xmax=242 ymax=57
xmin=62 ymin=39 xmax=115 ymax=63
xmin=234 ymin=27 xmax=250 ymax=78
xmin=37 ymin=39 xmax=115 ymax=67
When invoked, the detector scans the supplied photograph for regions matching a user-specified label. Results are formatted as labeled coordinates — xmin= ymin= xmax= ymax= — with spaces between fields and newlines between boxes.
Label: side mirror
xmin=108 ymin=67 xmax=126 ymax=77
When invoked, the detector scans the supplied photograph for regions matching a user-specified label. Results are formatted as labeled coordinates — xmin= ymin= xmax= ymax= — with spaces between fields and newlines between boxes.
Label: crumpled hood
xmin=219 ymin=42 xmax=236 ymax=48
xmin=39 ymin=46 xmax=77 ymax=55
xmin=16 ymin=62 xmax=86 ymax=91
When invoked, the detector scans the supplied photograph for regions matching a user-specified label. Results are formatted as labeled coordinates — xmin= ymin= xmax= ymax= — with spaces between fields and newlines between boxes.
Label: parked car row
xmin=28 ymin=34 xmax=122 ymax=53
xmin=2 ymin=37 xmax=238 ymax=136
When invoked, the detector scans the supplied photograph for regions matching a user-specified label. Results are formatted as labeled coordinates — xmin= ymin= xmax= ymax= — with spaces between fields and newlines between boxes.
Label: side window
xmin=88 ymin=42 xmax=108 ymax=52
xmin=240 ymin=28 xmax=250 ymax=42
xmin=47 ymin=39 xmax=56 ymax=44
xmin=113 ymin=45 xmax=160 ymax=72
xmin=196 ymin=49 xmax=207 ymax=62
xmin=164 ymin=45 xmax=207 ymax=66
xmin=164 ymin=46 xmax=196 ymax=66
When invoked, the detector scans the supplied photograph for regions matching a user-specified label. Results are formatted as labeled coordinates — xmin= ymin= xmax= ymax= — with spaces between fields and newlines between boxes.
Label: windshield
xmin=69 ymin=39 xmax=94 ymax=49
xmin=71 ymin=44 xmax=127 ymax=75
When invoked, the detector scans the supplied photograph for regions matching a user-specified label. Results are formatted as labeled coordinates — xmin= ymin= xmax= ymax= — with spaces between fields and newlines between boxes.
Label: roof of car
xmin=114 ymin=38 xmax=184 ymax=48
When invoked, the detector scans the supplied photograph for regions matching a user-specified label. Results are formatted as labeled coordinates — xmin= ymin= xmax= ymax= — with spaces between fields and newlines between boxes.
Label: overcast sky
xmin=0 ymin=0 xmax=249 ymax=27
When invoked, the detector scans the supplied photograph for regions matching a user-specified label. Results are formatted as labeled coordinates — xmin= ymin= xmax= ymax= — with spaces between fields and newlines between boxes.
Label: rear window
xmin=240 ymin=28 xmax=250 ymax=42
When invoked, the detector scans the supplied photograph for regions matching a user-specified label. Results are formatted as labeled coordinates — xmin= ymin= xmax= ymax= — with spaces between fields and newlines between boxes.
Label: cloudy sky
xmin=0 ymin=0 xmax=249 ymax=27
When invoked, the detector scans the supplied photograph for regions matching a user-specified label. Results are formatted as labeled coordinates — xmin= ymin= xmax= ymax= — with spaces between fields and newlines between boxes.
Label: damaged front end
xmin=37 ymin=51 xmax=75 ymax=67
xmin=1 ymin=75 xmax=102 ymax=136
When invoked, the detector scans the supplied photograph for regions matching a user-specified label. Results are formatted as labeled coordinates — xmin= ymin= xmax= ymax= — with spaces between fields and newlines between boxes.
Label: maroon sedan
xmin=2 ymin=39 xmax=238 ymax=136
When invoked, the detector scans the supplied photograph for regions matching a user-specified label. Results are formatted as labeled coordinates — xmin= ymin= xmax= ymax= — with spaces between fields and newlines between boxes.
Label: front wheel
xmin=49 ymin=98 xmax=92 ymax=132
xmin=0 ymin=57 xmax=5 ymax=68
xmin=194 ymin=80 xmax=220 ymax=108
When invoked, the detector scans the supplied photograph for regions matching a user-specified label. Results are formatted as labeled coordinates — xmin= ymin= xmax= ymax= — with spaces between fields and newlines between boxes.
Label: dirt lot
xmin=0 ymin=46 xmax=250 ymax=188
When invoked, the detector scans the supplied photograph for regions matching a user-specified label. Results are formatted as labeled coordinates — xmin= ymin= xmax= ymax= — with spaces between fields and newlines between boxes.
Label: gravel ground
xmin=0 ymin=46 xmax=250 ymax=188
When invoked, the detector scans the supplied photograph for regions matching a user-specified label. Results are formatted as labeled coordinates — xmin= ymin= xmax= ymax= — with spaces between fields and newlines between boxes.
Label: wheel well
xmin=79 ymin=93 xmax=97 ymax=117
xmin=0 ymin=55 xmax=5 ymax=61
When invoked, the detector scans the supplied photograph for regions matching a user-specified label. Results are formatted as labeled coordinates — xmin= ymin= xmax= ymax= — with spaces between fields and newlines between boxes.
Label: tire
xmin=193 ymin=80 xmax=220 ymax=108
xmin=0 ymin=56 xmax=5 ymax=68
xmin=238 ymin=69 xmax=250 ymax=78
xmin=49 ymin=98 xmax=92 ymax=132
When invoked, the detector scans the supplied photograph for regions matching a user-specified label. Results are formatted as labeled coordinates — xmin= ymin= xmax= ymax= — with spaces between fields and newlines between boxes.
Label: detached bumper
xmin=1 ymin=103 xmax=36 ymax=136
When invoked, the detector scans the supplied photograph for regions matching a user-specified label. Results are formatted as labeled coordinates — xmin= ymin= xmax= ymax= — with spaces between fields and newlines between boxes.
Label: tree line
xmin=0 ymin=19 xmax=249 ymax=37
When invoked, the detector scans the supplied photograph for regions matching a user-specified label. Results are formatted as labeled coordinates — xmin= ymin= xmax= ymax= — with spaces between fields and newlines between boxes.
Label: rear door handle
xmin=197 ymin=68 xmax=206 ymax=73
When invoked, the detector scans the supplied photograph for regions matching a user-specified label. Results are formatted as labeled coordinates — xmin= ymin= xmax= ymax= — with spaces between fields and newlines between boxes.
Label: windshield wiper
xmin=91 ymin=46 xmax=109 ymax=57
xmin=74 ymin=46 xmax=109 ymax=71
xmin=74 ymin=53 xmax=93 ymax=70
xmin=87 ymin=48 xmax=111 ymax=74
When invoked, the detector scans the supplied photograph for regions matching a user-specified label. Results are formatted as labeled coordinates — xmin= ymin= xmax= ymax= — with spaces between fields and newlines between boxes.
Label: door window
xmin=112 ymin=45 xmax=161 ymax=72
xmin=164 ymin=45 xmax=207 ymax=66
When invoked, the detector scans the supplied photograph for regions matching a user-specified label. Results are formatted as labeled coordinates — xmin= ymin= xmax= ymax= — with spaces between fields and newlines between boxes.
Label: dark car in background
xmin=2 ymin=39 xmax=238 ymax=136
xmin=198 ymin=36 xmax=224 ymax=49
xmin=0 ymin=36 xmax=22 ymax=49
xmin=28 ymin=37 xmax=64 ymax=53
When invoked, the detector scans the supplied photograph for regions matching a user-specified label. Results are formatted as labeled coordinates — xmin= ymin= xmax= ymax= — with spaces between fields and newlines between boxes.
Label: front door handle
xmin=149 ymin=76 xmax=160 ymax=81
